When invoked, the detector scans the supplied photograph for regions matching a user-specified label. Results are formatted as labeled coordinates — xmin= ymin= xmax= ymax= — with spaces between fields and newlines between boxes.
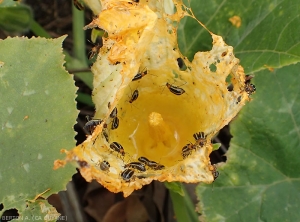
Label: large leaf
xmin=196 ymin=63 xmax=300 ymax=221
xmin=0 ymin=0 xmax=32 ymax=32
xmin=0 ymin=36 xmax=77 ymax=218
xmin=178 ymin=0 xmax=300 ymax=73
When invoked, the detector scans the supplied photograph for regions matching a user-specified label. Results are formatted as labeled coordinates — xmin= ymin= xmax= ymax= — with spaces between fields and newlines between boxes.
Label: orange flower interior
xmin=54 ymin=0 xmax=253 ymax=197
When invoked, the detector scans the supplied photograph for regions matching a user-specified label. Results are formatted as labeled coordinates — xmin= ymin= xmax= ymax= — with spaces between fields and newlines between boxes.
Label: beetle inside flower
xmin=54 ymin=0 xmax=253 ymax=197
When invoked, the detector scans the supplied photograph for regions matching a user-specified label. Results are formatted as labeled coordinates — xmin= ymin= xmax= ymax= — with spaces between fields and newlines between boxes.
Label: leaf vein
xmin=273 ymin=71 xmax=300 ymax=139
xmin=235 ymin=0 xmax=284 ymax=48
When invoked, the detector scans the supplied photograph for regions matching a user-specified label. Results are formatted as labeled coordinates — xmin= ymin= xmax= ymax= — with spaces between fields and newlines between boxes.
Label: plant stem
xmin=169 ymin=184 xmax=199 ymax=222
xmin=72 ymin=4 xmax=87 ymax=66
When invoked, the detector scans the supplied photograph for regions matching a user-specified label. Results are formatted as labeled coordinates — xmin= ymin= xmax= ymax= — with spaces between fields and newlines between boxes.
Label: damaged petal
xmin=55 ymin=0 xmax=252 ymax=196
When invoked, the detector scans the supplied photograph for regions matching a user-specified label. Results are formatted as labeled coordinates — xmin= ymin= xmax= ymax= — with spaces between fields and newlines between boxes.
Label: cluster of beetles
xmin=81 ymin=65 xmax=255 ymax=182
xmin=72 ymin=0 xmax=257 ymax=183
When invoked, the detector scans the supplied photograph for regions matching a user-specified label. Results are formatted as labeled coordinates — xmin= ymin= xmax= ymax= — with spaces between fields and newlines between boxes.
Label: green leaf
xmin=164 ymin=182 xmax=185 ymax=196
xmin=91 ymin=28 xmax=106 ymax=43
xmin=0 ymin=36 xmax=77 ymax=217
xmin=196 ymin=63 xmax=300 ymax=221
xmin=76 ymin=92 xmax=94 ymax=106
xmin=30 ymin=20 xmax=51 ymax=38
xmin=169 ymin=184 xmax=199 ymax=222
xmin=74 ymin=71 xmax=93 ymax=89
xmin=0 ymin=0 xmax=32 ymax=32
xmin=212 ymin=143 xmax=221 ymax=151
xmin=178 ymin=0 xmax=300 ymax=73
